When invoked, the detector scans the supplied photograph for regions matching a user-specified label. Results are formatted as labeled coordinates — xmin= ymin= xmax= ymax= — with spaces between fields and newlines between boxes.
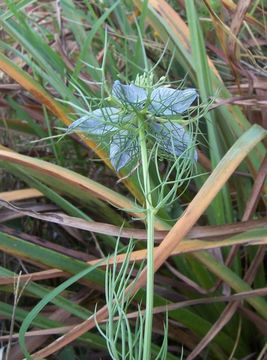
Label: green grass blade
xmin=18 ymin=260 xmax=102 ymax=359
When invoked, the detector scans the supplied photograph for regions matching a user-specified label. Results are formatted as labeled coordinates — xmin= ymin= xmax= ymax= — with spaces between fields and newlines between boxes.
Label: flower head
xmin=68 ymin=80 xmax=198 ymax=171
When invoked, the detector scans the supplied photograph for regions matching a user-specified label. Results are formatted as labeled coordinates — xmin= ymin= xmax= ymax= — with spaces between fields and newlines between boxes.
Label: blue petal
xmin=149 ymin=87 xmax=198 ymax=115
xmin=112 ymin=80 xmax=147 ymax=108
xmin=151 ymin=122 xmax=197 ymax=160
xmin=68 ymin=107 xmax=120 ymax=135
xmin=110 ymin=131 xmax=138 ymax=171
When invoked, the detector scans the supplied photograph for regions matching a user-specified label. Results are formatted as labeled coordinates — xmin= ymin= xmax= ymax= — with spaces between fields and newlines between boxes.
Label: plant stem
xmin=137 ymin=116 xmax=155 ymax=360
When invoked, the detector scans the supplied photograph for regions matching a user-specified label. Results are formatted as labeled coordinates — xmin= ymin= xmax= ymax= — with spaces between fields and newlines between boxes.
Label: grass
xmin=0 ymin=0 xmax=267 ymax=359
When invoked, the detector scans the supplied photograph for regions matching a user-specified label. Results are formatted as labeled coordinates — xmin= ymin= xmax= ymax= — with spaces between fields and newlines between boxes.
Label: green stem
xmin=137 ymin=116 xmax=155 ymax=360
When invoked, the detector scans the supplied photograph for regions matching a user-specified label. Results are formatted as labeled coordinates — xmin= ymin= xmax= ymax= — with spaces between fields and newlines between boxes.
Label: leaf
xmin=112 ymin=80 xmax=147 ymax=108
xmin=67 ymin=107 xmax=120 ymax=135
xmin=110 ymin=131 xmax=138 ymax=171
xmin=149 ymin=87 xmax=198 ymax=115
xmin=0 ymin=188 xmax=43 ymax=202
xmin=151 ymin=122 xmax=197 ymax=160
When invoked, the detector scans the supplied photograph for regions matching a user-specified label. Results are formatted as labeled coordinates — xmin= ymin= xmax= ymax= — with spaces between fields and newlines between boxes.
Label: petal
xmin=112 ymin=80 xmax=147 ymax=108
xmin=68 ymin=107 xmax=120 ymax=135
xmin=151 ymin=122 xmax=197 ymax=160
xmin=110 ymin=131 xmax=138 ymax=171
xmin=149 ymin=87 xmax=198 ymax=115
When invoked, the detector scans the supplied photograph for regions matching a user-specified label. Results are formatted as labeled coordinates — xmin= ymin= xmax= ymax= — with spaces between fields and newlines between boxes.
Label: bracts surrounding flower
xmin=67 ymin=79 xmax=198 ymax=171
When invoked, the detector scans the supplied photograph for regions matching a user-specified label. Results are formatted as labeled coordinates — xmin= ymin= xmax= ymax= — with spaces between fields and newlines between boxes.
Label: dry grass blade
xmin=243 ymin=154 xmax=267 ymax=219
xmin=29 ymin=125 xmax=267 ymax=359
xmin=186 ymin=301 xmax=240 ymax=360
xmin=226 ymin=154 xmax=267 ymax=267
xmin=0 ymin=198 xmax=141 ymax=237
xmin=0 ymin=232 xmax=266 ymax=286
xmin=0 ymin=203 xmax=58 ymax=223
xmin=0 ymin=225 xmax=90 ymax=261
xmin=0 ymin=189 xmax=43 ymax=202
xmin=240 ymin=306 xmax=267 ymax=337
xmin=0 ymin=149 xmax=152 ymax=224
xmin=1 ymin=198 xmax=266 ymax=240
xmin=229 ymin=0 xmax=253 ymax=36
xmin=228 ymin=0 xmax=253 ymax=78
xmin=222 ymin=0 xmax=265 ymax=32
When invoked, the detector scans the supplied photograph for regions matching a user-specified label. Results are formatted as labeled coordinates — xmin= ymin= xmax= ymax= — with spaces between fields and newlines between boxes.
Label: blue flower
xmin=68 ymin=80 xmax=198 ymax=171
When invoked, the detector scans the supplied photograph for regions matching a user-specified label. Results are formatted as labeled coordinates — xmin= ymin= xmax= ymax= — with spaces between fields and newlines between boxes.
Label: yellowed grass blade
xmin=0 ymin=189 xmax=43 ymax=202
xmin=0 ymin=149 xmax=166 ymax=229
xmin=0 ymin=232 xmax=265 ymax=286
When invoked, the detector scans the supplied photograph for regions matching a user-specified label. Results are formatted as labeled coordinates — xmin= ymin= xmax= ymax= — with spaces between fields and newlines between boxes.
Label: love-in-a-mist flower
xmin=68 ymin=80 xmax=198 ymax=171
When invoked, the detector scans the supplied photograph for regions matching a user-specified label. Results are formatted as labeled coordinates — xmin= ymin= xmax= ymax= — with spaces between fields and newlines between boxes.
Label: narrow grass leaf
xmin=19 ymin=260 xmax=102 ymax=359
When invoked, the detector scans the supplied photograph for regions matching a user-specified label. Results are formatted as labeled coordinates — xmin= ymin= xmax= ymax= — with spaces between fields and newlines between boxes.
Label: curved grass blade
xmin=0 ymin=149 xmax=167 ymax=229
xmin=18 ymin=260 xmax=103 ymax=359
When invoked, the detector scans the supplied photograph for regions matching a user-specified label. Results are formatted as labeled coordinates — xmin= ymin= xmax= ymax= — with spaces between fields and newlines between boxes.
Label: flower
xmin=68 ymin=80 xmax=198 ymax=171
xmin=112 ymin=80 xmax=198 ymax=116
